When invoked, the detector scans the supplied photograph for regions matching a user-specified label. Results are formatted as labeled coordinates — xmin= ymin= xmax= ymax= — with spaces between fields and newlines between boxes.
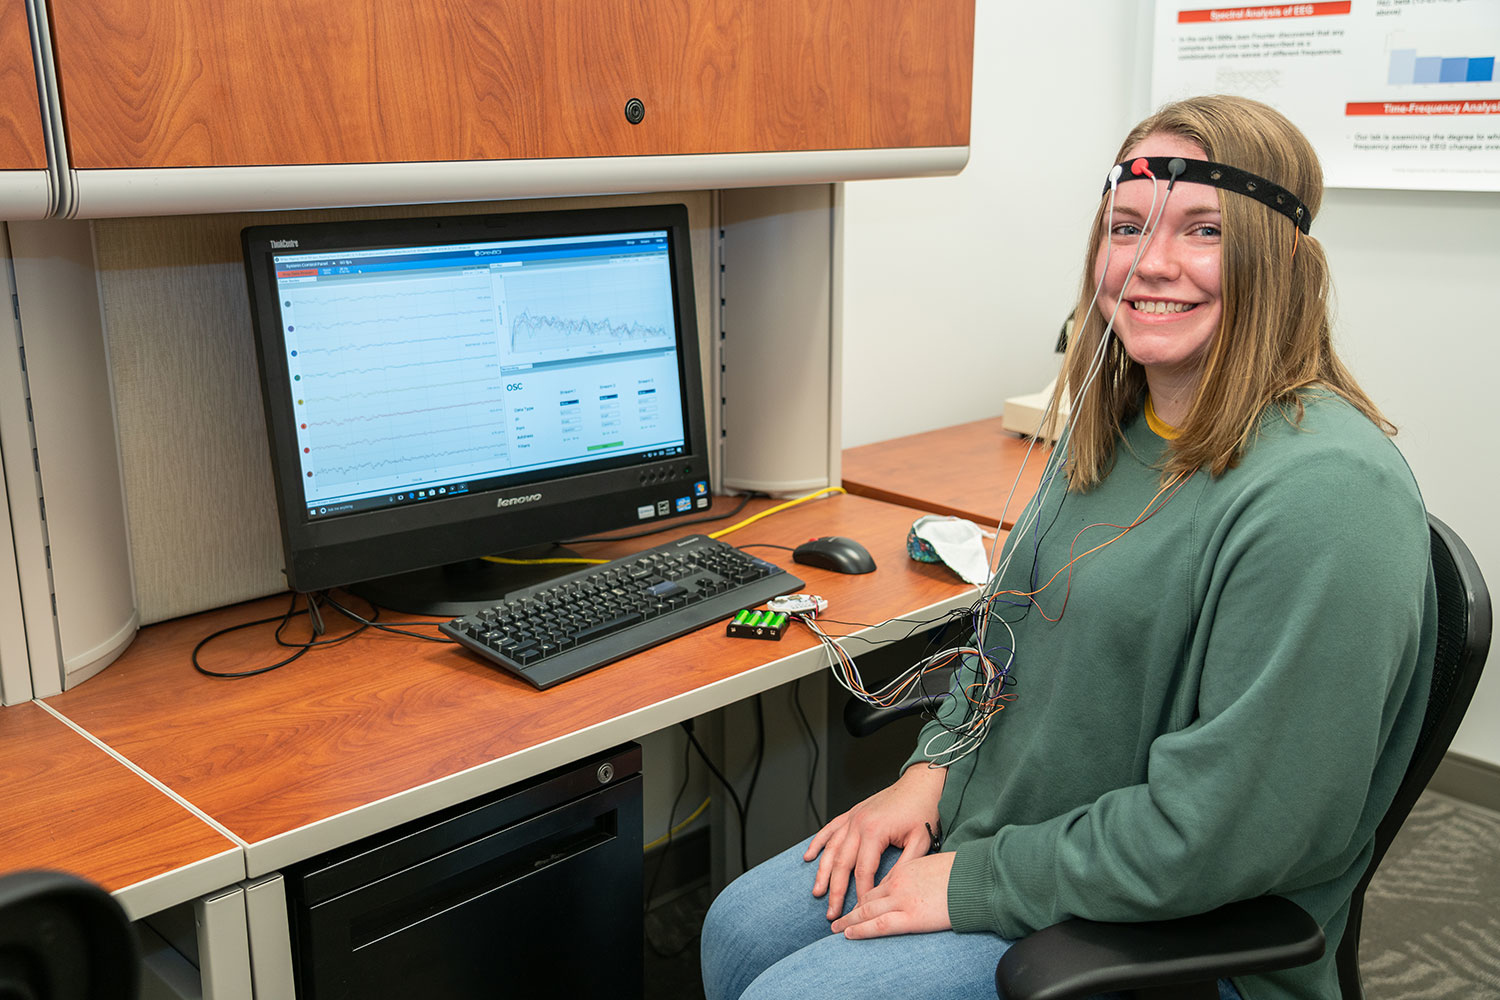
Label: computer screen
xmin=242 ymin=203 xmax=710 ymax=614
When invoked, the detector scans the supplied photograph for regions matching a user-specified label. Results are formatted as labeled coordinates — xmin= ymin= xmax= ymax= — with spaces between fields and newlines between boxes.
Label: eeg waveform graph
xmin=509 ymin=311 xmax=670 ymax=353
xmin=282 ymin=270 xmax=511 ymax=502
xmin=498 ymin=256 xmax=675 ymax=360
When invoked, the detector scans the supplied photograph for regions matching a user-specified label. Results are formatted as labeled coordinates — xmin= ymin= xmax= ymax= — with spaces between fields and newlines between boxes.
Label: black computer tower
xmin=284 ymin=744 xmax=644 ymax=1000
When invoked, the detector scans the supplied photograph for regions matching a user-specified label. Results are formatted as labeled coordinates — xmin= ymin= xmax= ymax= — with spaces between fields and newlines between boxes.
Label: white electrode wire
xmin=978 ymin=178 xmax=1171 ymax=622
xmin=984 ymin=178 xmax=1156 ymax=576
xmin=926 ymin=177 xmax=1176 ymax=766
xmin=835 ymin=175 xmax=1179 ymax=767
xmin=802 ymin=613 xmax=956 ymax=708
xmin=984 ymin=176 xmax=1170 ymax=595
xmin=920 ymin=615 xmax=1017 ymax=764
xmin=987 ymin=187 xmax=1112 ymax=548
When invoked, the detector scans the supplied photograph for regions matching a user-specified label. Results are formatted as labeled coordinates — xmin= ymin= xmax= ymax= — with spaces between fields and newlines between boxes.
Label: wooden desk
xmin=40 ymin=493 xmax=975 ymax=881
xmin=0 ymin=701 xmax=242 ymax=919
xmin=841 ymin=416 xmax=1052 ymax=529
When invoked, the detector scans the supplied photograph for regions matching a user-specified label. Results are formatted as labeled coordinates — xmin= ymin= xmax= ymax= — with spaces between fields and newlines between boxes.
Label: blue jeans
xmin=700 ymin=836 xmax=1244 ymax=1000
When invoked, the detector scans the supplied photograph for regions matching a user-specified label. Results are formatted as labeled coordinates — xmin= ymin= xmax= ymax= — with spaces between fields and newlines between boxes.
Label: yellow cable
xmin=708 ymin=486 xmax=846 ymax=539
xmin=482 ymin=485 xmax=845 ymax=567
xmin=642 ymin=796 xmax=712 ymax=853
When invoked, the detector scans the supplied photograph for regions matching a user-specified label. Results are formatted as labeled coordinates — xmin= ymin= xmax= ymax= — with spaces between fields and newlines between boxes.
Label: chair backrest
xmin=1336 ymin=514 xmax=1492 ymax=999
xmin=0 ymin=869 xmax=139 ymax=999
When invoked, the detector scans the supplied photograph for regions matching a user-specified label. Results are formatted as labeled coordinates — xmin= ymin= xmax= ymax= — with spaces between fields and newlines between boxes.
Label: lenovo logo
xmin=269 ymin=239 xmax=299 ymax=248
xmin=496 ymin=493 xmax=543 ymax=508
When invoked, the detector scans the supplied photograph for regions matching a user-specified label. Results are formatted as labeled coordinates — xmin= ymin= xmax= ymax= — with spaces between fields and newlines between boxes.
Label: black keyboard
xmin=441 ymin=535 xmax=805 ymax=688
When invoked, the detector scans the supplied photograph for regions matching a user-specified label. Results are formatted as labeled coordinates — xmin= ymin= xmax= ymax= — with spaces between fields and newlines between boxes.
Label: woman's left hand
xmin=829 ymin=851 xmax=955 ymax=938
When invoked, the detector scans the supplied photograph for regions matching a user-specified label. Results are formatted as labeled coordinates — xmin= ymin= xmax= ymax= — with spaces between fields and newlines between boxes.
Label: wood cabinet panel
xmin=46 ymin=494 xmax=976 ymax=846
xmin=50 ymin=0 xmax=973 ymax=169
xmin=0 ymin=3 xmax=45 ymax=169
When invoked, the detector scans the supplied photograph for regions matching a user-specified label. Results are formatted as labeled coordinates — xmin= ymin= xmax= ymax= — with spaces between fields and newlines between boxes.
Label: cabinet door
xmin=50 ymin=0 xmax=972 ymax=169
xmin=0 ymin=3 xmax=45 ymax=169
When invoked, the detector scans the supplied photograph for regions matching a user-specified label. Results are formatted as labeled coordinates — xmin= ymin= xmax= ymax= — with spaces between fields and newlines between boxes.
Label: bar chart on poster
xmin=1151 ymin=0 xmax=1500 ymax=191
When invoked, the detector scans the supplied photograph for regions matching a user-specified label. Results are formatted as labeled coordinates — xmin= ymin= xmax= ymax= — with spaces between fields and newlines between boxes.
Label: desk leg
xmin=243 ymin=875 xmax=296 ymax=1000
xmin=136 ymin=884 xmax=271 ymax=1000
xmin=195 ymin=886 xmax=253 ymax=1000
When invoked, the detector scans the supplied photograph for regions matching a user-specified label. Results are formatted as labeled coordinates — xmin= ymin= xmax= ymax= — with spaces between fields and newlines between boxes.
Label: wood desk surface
xmin=0 ymin=701 xmax=242 ymax=918
xmin=45 ymin=493 xmax=976 ymax=876
xmin=841 ymin=417 xmax=1052 ymax=529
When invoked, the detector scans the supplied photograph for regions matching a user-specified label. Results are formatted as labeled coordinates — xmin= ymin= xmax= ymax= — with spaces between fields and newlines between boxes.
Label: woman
xmin=699 ymin=95 xmax=1436 ymax=1000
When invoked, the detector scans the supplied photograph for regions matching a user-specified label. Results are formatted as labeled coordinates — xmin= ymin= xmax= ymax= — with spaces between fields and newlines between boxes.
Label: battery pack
xmin=726 ymin=608 xmax=789 ymax=640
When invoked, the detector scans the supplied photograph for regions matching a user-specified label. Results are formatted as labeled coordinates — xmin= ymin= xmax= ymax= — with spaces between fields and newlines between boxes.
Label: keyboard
xmin=440 ymin=535 xmax=805 ymax=688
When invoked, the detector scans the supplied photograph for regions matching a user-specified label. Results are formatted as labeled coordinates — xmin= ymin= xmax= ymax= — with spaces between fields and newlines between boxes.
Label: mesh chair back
xmin=1336 ymin=514 xmax=1491 ymax=998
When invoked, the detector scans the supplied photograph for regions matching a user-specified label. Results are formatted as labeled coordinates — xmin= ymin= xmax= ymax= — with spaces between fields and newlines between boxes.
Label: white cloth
xmin=911 ymin=515 xmax=993 ymax=585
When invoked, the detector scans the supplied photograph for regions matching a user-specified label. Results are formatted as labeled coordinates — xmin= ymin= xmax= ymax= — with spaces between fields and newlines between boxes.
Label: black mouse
xmin=792 ymin=536 xmax=877 ymax=575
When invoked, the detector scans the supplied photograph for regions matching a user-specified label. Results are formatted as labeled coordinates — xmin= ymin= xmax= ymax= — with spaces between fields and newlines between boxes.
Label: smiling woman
xmin=699 ymin=96 xmax=1436 ymax=1000
xmin=1061 ymin=95 xmax=1392 ymax=490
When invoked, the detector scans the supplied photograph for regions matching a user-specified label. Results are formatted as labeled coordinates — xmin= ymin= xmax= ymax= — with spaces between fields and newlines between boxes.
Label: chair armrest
xmin=995 ymin=896 xmax=1324 ymax=1000
xmin=842 ymin=692 xmax=944 ymax=737
xmin=841 ymin=663 xmax=958 ymax=737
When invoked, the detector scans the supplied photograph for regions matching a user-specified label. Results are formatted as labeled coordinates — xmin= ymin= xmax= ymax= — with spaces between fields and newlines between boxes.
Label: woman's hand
xmin=830 ymin=851 xmax=955 ymax=938
xmin=803 ymin=762 xmax=946 ymax=921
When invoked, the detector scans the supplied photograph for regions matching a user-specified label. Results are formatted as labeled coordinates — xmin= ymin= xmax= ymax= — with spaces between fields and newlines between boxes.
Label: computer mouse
xmin=792 ymin=536 xmax=877 ymax=575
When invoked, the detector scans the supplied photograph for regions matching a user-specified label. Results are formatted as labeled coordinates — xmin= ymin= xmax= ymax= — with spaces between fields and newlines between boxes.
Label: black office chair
xmin=843 ymin=513 xmax=1491 ymax=1000
xmin=0 ymin=870 xmax=139 ymax=1000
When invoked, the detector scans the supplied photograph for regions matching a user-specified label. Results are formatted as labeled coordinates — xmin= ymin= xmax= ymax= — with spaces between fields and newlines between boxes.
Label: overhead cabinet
xmin=49 ymin=0 xmax=974 ymax=168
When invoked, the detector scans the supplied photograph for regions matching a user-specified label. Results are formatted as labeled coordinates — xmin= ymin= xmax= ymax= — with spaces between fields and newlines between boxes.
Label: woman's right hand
xmin=803 ymin=762 xmax=947 ymax=922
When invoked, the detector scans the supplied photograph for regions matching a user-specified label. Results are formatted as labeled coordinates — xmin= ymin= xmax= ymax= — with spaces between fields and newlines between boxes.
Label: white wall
xmin=840 ymin=0 xmax=1500 ymax=767
xmin=841 ymin=2 xmax=1150 ymax=446
xmin=1320 ymin=187 xmax=1500 ymax=765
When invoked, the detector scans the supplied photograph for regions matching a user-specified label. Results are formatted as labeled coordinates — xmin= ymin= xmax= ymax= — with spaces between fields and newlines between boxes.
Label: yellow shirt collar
xmin=1144 ymin=395 xmax=1180 ymax=440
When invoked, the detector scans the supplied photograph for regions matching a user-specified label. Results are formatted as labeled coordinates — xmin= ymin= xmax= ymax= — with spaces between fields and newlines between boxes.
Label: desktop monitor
xmin=242 ymin=203 xmax=711 ymax=615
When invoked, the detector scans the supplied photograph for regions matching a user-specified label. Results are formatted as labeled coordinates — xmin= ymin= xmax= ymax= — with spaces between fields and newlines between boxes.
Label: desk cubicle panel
xmin=84 ymin=191 xmax=715 ymax=629
xmin=43 ymin=494 xmax=976 ymax=878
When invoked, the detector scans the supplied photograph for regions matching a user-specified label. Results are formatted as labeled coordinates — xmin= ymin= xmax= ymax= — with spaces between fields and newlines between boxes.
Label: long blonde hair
xmin=1058 ymin=95 xmax=1392 ymax=490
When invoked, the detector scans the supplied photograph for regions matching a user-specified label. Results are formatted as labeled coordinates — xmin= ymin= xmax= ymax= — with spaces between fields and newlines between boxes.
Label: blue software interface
xmin=270 ymin=229 xmax=687 ymax=519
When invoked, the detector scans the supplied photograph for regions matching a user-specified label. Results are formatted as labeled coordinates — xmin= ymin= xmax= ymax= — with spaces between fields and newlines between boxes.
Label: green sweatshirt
xmin=906 ymin=393 xmax=1436 ymax=1000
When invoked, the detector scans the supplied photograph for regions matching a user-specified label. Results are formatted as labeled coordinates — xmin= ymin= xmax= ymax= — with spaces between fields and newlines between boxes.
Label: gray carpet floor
xmin=645 ymin=789 xmax=1500 ymax=999
xmin=1360 ymin=789 xmax=1500 ymax=999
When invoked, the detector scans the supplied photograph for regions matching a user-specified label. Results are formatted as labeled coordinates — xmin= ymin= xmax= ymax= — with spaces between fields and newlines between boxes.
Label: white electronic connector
xmin=768 ymin=593 xmax=829 ymax=614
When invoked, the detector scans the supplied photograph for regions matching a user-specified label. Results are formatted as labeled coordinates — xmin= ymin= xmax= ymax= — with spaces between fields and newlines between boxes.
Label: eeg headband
xmin=1103 ymin=156 xmax=1312 ymax=234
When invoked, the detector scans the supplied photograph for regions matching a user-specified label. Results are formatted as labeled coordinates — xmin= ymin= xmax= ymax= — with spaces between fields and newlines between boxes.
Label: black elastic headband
xmin=1103 ymin=156 xmax=1311 ymax=234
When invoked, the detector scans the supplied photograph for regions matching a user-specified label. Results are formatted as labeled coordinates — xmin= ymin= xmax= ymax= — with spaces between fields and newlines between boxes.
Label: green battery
xmin=726 ymin=608 xmax=788 ymax=641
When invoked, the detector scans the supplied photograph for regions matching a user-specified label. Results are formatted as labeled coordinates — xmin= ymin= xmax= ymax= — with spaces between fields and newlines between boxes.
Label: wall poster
xmin=1152 ymin=1 xmax=1500 ymax=190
